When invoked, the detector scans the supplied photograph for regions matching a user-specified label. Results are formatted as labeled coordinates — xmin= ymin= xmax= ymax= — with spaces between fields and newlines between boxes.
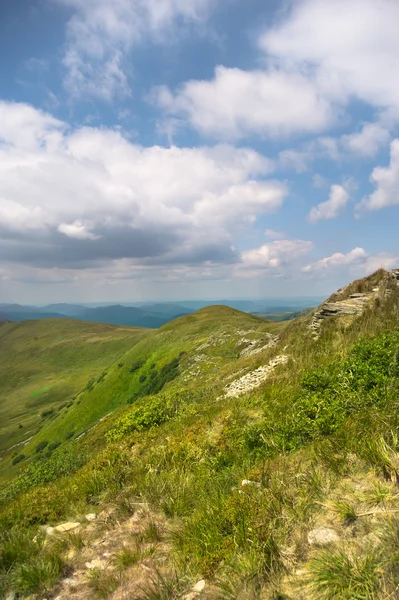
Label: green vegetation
xmin=2 ymin=271 xmax=399 ymax=598
xmin=0 ymin=318 xmax=149 ymax=480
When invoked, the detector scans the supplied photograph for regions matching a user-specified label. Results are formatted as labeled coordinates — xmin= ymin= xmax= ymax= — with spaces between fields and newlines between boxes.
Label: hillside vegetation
xmin=0 ymin=319 xmax=149 ymax=480
xmin=1 ymin=270 xmax=399 ymax=599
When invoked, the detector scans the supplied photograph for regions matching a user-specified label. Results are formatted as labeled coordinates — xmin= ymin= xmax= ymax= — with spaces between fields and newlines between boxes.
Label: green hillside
xmin=0 ymin=319 xmax=149 ymax=478
xmin=2 ymin=270 xmax=399 ymax=599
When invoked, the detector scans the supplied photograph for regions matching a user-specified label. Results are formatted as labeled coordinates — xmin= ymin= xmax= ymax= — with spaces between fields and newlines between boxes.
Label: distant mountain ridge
xmin=0 ymin=298 xmax=321 ymax=328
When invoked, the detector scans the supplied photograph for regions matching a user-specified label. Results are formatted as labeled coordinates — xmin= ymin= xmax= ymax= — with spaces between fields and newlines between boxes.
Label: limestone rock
xmin=225 ymin=355 xmax=288 ymax=398
xmin=85 ymin=558 xmax=106 ymax=570
xmin=183 ymin=579 xmax=206 ymax=599
xmin=241 ymin=479 xmax=261 ymax=488
xmin=85 ymin=513 xmax=97 ymax=522
xmin=54 ymin=522 xmax=81 ymax=533
xmin=308 ymin=527 xmax=340 ymax=546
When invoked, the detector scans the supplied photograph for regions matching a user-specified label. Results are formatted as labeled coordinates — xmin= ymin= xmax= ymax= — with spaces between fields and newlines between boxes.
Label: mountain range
xmin=0 ymin=297 xmax=322 ymax=328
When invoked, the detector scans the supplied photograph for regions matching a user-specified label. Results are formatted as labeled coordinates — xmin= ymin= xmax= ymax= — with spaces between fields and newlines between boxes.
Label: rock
xmin=308 ymin=527 xmax=340 ymax=546
xmin=183 ymin=579 xmax=206 ymax=599
xmin=54 ymin=522 xmax=81 ymax=533
xmin=45 ymin=526 xmax=55 ymax=536
xmin=241 ymin=479 xmax=261 ymax=488
xmin=85 ymin=558 xmax=106 ymax=570
xmin=193 ymin=580 xmax=206 ymax=592
xmin=85 ymin=513 xmax=97 ymax=522
xmin=225 ymin=355 xmax=288 ymax=398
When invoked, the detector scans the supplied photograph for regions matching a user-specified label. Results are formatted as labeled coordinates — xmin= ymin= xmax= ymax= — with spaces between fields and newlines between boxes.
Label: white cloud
xmin=303 ymin=247 xmax=399 ymax=275
xmin=54 ymin=0 xmax=216 ymax=100
xmin=342 ymin=122 xmax=391 ymax=157
xmin=308 ymin=184 xmax=349 ymax=223
xmin=155 ymin=0 xmax=399 ymax=142
xmin=261 ymin=0 xmax=399 ymax=110
xmin=242 ymin=239 xmax=313 ymax=268
xmin=0 ymin=101 xmax=286 ymax=272
xmin=358 ymin=139 xmax=399 ymax=211
xmin=58 ymin=221 xmax=100 ymax=240
xmin=153 ymin=67 xmax=333 ymax=140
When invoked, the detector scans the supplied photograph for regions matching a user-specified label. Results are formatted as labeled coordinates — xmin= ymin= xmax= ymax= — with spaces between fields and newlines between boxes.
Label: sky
xmin=1 ymin=0 xmax=399 ymax=303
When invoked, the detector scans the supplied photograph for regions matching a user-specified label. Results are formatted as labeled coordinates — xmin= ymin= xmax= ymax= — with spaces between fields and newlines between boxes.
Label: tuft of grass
xmin=332 ymin=500 xmax=358 ymax=526
xmin=87 ymin=568 xmax=119 ymax=598
xmin=306 ymin=548 xmax=381 ymax=600
xmin=11 ymin=552 xmax=65 ymax=596
xmin=136 ymin=569 xmax=188 ymax=600
xmin=113 ymin=546 xmax=140 ymax=570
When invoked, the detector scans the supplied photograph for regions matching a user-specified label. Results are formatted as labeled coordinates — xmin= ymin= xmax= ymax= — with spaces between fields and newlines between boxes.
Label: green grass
xmin=2 ymin=271 xmax=399 ymax=598
xmin=0 ymin=318 xmax=149 ymax=480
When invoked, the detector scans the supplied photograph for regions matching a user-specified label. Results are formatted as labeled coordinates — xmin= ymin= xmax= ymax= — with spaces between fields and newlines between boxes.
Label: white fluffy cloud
xmin=153 ymin=67 xmax=332 ymax=140
xmin=261 ymin=0 xmax=399 ymax=109
xmin=242 ymin=239 xmax=313 ymax=269
xmin=308 ymin=184 xmax=349 ymax=223
xmin=155 ymin=0 xmax=399 ymax=142
xmin=54 ymin=0 xmax=216 ymax=100
xmin=0 ymin=101 xmax=286 ymax=272
xmin=359 ymin=139 xmax=399 ymax=211
xmin=342 ymin=122 xmax=391 ymax=157
xmin=303 ymin=247 xmax=399 ymax=275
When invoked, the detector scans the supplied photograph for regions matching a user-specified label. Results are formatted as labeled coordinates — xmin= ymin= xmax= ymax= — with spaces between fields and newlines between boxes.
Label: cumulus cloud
xmin=155 ymin=0 xmax=399 ymax=142
xmin=241 ymin=239 xmax=313 ymax=269
xmin=358 ymin=139 xmax=399 ymax=211
xmin=261 ymin=0 xmax=399 ymax=110
xmin=303 ymin=247 xmax=399 ymax=275
xmin=0 ymin=101 xmax=286 ymax=274
xmin=54 ymin=0 xmax=216 ymax=100
xmin=308 ymin=184 xmax=349 ymax=223
xmin=153 ymin=67 xmax=333 ymax=140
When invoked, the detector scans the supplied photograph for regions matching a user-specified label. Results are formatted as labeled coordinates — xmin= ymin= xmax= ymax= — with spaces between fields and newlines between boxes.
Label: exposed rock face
xmin=310 ymin=268 xmax=399 ymax=339
xmin=224 ymin=355 xmax=288 ymax=398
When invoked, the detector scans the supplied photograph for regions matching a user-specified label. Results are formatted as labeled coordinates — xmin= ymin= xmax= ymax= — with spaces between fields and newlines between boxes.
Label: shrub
xmin=129 ymin=359 xmax=145 ymax=373
xmin=12 ymin=455 xmax=26 ymax=466
xmin=65 ymin=431 xmax=75 ymax=440
xmin=41 ymin=409 xmax=55 ymax=419
xmin=35 ymin=441 xmax=48 ymax=454
xmin=48 ymin=442 xmax=61 ymax=452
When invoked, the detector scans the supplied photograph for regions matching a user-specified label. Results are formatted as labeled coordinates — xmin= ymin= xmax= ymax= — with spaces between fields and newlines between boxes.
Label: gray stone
xmin=308 ymin=527 xmax=340 ymax=546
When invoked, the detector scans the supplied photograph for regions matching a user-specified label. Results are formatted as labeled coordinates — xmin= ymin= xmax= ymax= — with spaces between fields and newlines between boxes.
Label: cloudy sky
xmin=1 ymin=0 xmax=399 ymax=303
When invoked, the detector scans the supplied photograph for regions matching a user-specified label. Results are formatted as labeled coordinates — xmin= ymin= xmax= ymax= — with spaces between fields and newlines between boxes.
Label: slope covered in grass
xmin=2 ymin=271 xmax=399 ymax=599
xmin=0 ymin=319 xmax=149 ymax=479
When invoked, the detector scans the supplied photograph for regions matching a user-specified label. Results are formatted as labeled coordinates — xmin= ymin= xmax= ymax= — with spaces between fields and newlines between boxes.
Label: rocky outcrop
xmin=224 ymin=355 xmax=289 ymax=398
xmin=310 ymin=268 xmax=399 ymax=339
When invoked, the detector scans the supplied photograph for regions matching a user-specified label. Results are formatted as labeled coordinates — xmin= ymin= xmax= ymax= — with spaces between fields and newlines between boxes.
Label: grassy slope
xmin=0 ymin=319 xmax=149 ymax=478
xmin=3 ymin=274 xmax=399 ymax=598
xmin=23 ymin=307 xmax=283 ymax=453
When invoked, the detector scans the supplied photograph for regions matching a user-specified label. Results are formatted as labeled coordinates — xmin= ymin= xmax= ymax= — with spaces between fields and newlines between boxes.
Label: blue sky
xmin=1 ymin=0 xmax=399 ymax=303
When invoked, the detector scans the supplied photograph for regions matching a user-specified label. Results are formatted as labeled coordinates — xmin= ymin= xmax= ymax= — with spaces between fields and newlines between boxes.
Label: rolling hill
xmin=0 ymin=319 xmax=150 ymax=476
xmin=1 ymin=269 xmax=399 ymax=599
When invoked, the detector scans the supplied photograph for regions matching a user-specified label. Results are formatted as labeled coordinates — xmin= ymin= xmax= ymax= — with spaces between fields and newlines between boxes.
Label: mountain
xmin=0 ymin=303 xmax=187 ymax=329
xmin=0 ymin=300 xmax=318 ymax=329
xmin=1 ymin=269 xmax=399 ymax=599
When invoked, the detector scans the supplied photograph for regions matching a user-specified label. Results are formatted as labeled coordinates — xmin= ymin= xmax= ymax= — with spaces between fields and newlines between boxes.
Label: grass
xmin=0 ymin=318 xmax=149 ymax=481
xmin=1 ymin=270 xmax=399 ymax=598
